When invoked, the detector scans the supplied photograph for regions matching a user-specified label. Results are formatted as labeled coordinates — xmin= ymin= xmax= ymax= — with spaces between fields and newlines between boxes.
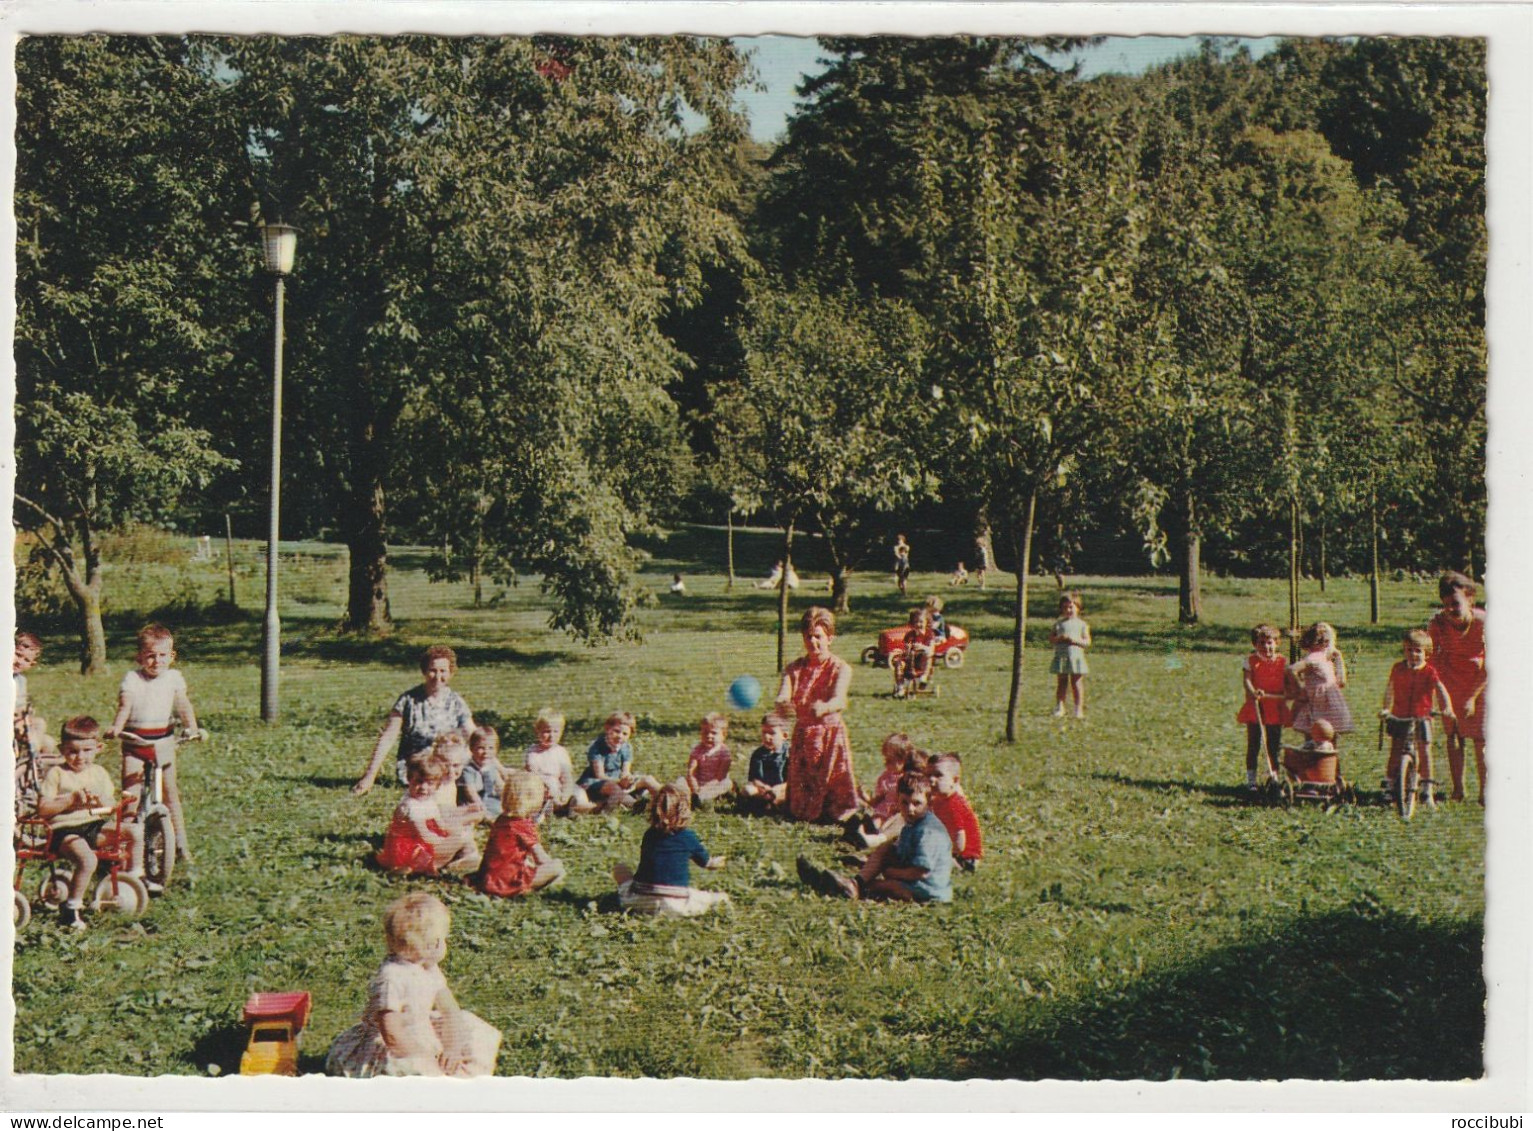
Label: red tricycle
xmin=861 ymin=623 xmax=969 ymax=670
xmin=13 ymin=799 xmax=149 ymax=929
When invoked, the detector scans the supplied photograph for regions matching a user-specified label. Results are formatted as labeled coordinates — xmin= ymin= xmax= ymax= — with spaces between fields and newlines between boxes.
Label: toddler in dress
xmin=1287 ymin=621 xmax=1354 ymax=744
xmin=326 ymin=892 xmax=500 ymax=1077
xmin=682 ymin=712 xmax=735 ymax=804
xmin=524 ymin=708 xmax=594 ymax=818
xmin=471 ymin=770 xmax=566 ymax=897
xmin=1048 ymin=592 xmax=1091 ymax=718
xmin=375 ymin=749 xmax=481 ymax=876
xmin=459 ymin=725 xmax=506 ymax=819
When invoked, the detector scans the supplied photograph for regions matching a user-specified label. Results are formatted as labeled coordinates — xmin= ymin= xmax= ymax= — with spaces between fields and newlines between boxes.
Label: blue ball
xmin=727 ymin=675 xmax=762 ymax=711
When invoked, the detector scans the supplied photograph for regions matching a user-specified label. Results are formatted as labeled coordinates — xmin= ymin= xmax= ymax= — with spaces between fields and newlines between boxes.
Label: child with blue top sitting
xmin=612 ymin=783 xmax=729 ymax=917
xmin=798 ymin=772 xmax=952 ymax=903
xmin=577 ymin=712 xmax=660 ymax=812
xmin=458 ymin=726 xmax=506 ymax=819
xmin=740 ymin=714 xmax=791 ymax=814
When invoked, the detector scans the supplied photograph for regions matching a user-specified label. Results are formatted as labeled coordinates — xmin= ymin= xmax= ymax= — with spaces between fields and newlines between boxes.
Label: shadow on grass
xmin=963 ymin=909 xmax=1483 ymax=1080
xmin=1091 ymin=770 xmax=1254 ymax=806
xmin=186 ymin=1020 xmax=249 ymax=1078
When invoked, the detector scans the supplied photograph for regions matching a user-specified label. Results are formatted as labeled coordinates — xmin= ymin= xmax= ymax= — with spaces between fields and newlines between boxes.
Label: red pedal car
xmin=861 ymin=624 xmax=969 ymax=670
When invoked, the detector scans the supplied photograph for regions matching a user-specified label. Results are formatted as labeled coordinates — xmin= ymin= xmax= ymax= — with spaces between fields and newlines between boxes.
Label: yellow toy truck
xmin=240 ymin=991 xmax=311 ymax=1076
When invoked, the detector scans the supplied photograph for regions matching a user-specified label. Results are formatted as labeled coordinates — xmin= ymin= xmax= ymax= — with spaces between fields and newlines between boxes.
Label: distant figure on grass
xmin=1428 ymin=571 xmax=1487 ymax=803
xmin=459 ymin=725 xmax=506 ymax=820
xmin=524 ymin=708 xmax=594 ymax=818
xmin=924 ymin=595 xmax=949 ymax=641
xmin=471 ymin=770 xmax=566 ymax=898
xmin=1286 ymin=622 xmax=1353 ymax=745
xmin=973 ymin=525 xmax=996 ymax=589
xmin=776 ymin=607 xmax=860 ymax=824
xmin=577 ymin=711 xmax=662 ymax=813
xmin=892 ymin=533 xmax=912 ymax=594
xmin=1236 ymin=623 xmax=1291 ymax=790
xmin=950 ymin=561 xmax=968 ymax=586
xmin=1380 ymin=629 xmax=1455 ymax=804
xmin=354 ymin=645 xmax=475 ymax=795
xmin=106 ymin=622 xmax=201 ymax=863
xmin=1048 ymin=593 xmax=1091 ymax=719
xmin=669 ymin=573 xmax=687 ymax=596
xmin=37 ymin=716 xmax=142 ymax=930
xmin=929 ymin=752 xmax=983 ymax=872
xmin=753 ymin=560 xmax=800 ymax=590
xmin=13 ymin=630 xmax=58 ymax=768
xmin=327 ymin=893 xmax=500 ymax=1078
xmin=740 ymin=714 xmax=791 ymax=814
xmin=612 ymin=783 xmax=729 ymax=917
xmin=375 ymin=747 xmax=481 ymax=877
xmin=798 ymin=771 xmax=952 ymax=903
xmin=682 ymin=712 xmax=735 ymax=805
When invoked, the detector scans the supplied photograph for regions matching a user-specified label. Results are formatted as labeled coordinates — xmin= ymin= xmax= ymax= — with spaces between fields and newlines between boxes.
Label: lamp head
xmin=260 ymin=222 xmax=298 ymax=276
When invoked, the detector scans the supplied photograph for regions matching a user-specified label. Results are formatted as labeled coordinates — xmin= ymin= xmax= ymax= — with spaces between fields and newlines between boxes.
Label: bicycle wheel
xmin=13 ymin=889 xmax=30 ymax=929
xmin=141 ymin=810 xmax=175 ymax=891
xmin=38 ymin=865 xmax=71 ymax=909
xmin=1397 ymin=753 xmax=1418 ymax=821
xmin=92 ymin=873 xmax=149 ymax=918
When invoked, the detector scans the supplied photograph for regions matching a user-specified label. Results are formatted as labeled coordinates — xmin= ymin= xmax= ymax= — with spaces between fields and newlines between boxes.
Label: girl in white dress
xmin=327 ymin=893 xmax=501 ymax=1077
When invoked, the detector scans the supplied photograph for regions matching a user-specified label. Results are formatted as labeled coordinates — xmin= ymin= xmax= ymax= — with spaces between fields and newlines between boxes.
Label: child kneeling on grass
xmin=799 ymin=771 xmax=952 ymax=903
xmin=327 ymin=893 xmax=500 ymax=1078
xmin=471 ymin=770 xmax=565 ymax=898
xmin=612 ymin=783 xmax=729 ymax=917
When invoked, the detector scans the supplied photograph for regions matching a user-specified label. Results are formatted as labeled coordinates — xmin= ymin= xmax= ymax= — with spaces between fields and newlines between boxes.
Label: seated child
xmin=798 ymin=772 xmax=952 ymax=903
xmin=459 ymin=725 xmax=506 ymax=820
xmin=740 ymin=714 xmax=791 ymax=813
xmin=612 ymin=783 xmax=729 ymax=917
xmin=524 ymin=708 xmax=594 ymax=817
xmin=928 ymin=752 xmax=983 ymax=872
xmin=683 ymin=712 xmax=734 ymax=805
xmin=843 ymin=732 xmax=913 ymax=846
xmin=892 ymin=608 xmax=936 ymax=698
xmin=669 ymin=573 xmax=686 ymax=595
xmin=924 ymin=595 xmax=949 ymax=641
xmin=471 ymin=770 xmax=566 ymax=898
xmin=576 ymin=712 xmax=661 ymax=812
xmin=37 ymin=715 xmax=143 ymax=930
xmin=950 ymin=562 xmax=968 ymax=586
xmin=375 ymin=750 xmax=481 ymax=876
xmin=1380 ymin=628 xmax=1455 ymax=798
xmin=327 ymin=892 xmax=501 ymax=1077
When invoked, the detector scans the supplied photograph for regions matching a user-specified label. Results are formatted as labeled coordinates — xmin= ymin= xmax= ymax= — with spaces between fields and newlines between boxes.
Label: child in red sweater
xmin=1380 ymin=629 xmax=1455 ymax=804
xmin=928 ymin=752 xmax=982 ymax=872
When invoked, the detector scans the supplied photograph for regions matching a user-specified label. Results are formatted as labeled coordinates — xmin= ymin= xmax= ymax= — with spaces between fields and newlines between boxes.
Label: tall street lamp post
xmin=259 ymin=222 xmax=297 ymax=722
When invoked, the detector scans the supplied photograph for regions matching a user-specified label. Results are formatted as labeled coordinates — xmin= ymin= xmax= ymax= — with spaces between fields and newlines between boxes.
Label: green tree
xmin=225 ymin=35 xmax=750 ymax=637
xmin=15 ymin=36 xmax=246 ymax=672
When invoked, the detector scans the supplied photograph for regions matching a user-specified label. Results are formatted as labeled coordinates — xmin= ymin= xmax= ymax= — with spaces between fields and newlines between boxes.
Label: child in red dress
xmin=1236 ymin=623 xmax=1291 ymax=789
xmin=928 ymin=752 xmax=983 ymax=872
xmin=1427 ymin=571 xmax=1487 ymax=803
xmin=892 ymin=608 xmax=936 ymax=698
xmin=376 ymin=751 xmax=481 ymax=876
xmin=471 ymin=771 xmax=565 ymax=898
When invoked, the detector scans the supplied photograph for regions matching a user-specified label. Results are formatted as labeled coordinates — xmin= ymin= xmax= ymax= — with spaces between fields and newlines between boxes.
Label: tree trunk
xmin=1369 ymin=489 xmax=1380 ymax=625
xmin=1288 ymin=495 xmax=1301 ymax=662
xmin=1318 ymin=516 xmax=1327 ymax=594
xmin=57 ymin=561 xmax=106 ymax=675
xmin=471 ymin=535 xmax=483 ymax=608
xmin=1174 ymin=486 xmax=1202 ymax=626
xmin=725 ymin=510 xmax=735 ymax=592
xmin=776 ymin=522 xmax=795 ymax=672
xmin=345 ymin=437 xmax=392 ymax=633
xmin=830 ymin=568 xmax=850 ymax=614
xmin=224 ymin=512 xmax=238 ymax=607
xmin=1005 ymin=488 xmax=1038 ymax=745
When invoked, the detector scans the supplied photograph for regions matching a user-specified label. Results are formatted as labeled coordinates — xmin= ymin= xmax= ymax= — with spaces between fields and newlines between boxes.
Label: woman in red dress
xmin=1427 ymin=571 xmax=1487 ymax=803
xmin=776 ymin=607 xmax=860 ymax=823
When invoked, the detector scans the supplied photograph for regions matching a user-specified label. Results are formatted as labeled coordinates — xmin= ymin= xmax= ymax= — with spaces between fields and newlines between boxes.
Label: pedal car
xmin=240 ymin=991 xmax=312 ymax=1076
xmin=862 ymin=624 xmax=969 ymax=669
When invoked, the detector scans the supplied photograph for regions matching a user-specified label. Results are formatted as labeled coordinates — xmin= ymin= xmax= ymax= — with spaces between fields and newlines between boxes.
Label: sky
xmin=732 ymin=35 xmax=1282 ymax=143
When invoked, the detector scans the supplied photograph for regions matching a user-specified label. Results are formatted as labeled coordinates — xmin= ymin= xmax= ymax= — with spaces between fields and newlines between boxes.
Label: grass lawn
xmin=11 ymin=528 xmax=1485 ymax=1080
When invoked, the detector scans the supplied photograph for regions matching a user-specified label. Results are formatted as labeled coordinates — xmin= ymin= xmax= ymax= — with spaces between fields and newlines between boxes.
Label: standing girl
xmin=326 ymin=893 xmax=500 ymax=1077
xmin=1236 ymin=623 xmax=1291 ymax=788
xmin=776 ymin=607 xmax=860 ymax=824
xmin=1048 ymin=593 xmax=1091 ymax=718
xmin=893 ymin=534 xmax=912 ymax=595
xmin=1427 ymin=571 xmax=1487 ymax=803
xmin=1287 ymin=622 xmax=1354 ymax=742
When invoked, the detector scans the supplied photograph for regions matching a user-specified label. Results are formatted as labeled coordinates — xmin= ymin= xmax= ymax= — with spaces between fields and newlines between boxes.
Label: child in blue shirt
xmin=740 ymin=714 xmax=791 ymax=814
xmin=798 ymin=772 xmax=952 ymax=903
xmin=577 ymin=712 xmax=660 ymax=812
xmin=612 ymin=784 xmax=729 ymax=917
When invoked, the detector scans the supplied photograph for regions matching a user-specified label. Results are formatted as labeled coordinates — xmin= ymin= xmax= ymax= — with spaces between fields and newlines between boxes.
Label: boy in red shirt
xmin=1380 ymin=629 xmax=1455 ymax=802
xmin=928 ymin=752 xmax=982 ymax=872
